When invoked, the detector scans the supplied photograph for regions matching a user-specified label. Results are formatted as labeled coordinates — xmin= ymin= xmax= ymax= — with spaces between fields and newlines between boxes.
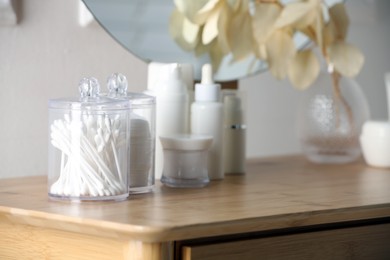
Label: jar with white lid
xmin=160 ymin=134 xmax=212 ymax=188
xmin=360 ymin=120 xmax=390 ymax=168
xmin=48 ymin=78 xmax=130 ymax=201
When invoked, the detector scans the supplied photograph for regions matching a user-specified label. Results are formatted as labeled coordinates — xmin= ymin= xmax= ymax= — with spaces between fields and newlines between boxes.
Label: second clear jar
xmin=106 ymin=73 xmax=156 ymax=194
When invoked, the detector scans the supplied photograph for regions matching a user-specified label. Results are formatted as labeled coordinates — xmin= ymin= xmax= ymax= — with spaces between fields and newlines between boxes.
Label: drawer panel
xmin=182 ymin=223 xmax=390 ymax=260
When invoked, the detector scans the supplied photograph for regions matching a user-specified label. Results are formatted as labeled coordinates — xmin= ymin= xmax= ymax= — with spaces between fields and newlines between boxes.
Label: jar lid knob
xmin=107 ymin=73 xmax=128 ymax=97
xmin=79 ymin=77 xmax=100 ymax=100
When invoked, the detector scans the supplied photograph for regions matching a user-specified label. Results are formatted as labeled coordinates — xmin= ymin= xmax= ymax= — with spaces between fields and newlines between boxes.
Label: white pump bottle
xmin=155 ymin=64 xmax=189 ymax=180
xmin=191 ymin=64 xmax=224 ymax=180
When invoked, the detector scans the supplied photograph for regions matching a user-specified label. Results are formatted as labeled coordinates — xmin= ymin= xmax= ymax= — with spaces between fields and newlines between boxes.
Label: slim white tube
xmin=385 ymin=72 xmax=390 ymax=121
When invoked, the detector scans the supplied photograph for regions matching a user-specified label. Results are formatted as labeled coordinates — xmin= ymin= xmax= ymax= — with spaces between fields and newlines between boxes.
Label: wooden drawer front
xmin=182 ymin=224 xmax=390 ymax=260
xmin=0 ymin=220 xmax=163 ymax=260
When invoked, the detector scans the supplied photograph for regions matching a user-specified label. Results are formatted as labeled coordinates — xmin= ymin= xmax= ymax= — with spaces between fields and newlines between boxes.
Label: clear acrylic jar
xmin=160 ymin=134 xmax=212 ymax=188
xmin=296 ymin=72 xmax=370 ymax=164
xmin=107 ymin=73 xmax=156 ymax=194
xmin=48 ymin=78 xmax=130 ymax=201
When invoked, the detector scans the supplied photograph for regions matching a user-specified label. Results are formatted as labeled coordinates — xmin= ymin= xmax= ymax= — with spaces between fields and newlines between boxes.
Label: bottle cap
xmin=159 ymin=64 xmax=188 ymax=94
xmin=195 ymin=64 xmax=221 ymax=102
xmin=147 ymin=62 xmax=193 ymax=93
xmin=159 ymin=134 xmax=213 ymax=151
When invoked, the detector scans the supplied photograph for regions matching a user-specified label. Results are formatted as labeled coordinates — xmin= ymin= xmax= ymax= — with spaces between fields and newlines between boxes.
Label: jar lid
xmin=106 ymin=73 xmax=155 ymax=107
xmin=48 ymin=77 xmax=130 ymax=111
xmin=361 ymin=120 xmax=390 ymax=138
xmin=159 ymin=134 xmax=213 ymax=151
xmin=125 ymin=92 xmax=156 ymax=106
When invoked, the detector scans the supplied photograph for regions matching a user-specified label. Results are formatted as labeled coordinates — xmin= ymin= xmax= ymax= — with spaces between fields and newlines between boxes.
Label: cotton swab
xmin=49 ymin=112 xmax=126 ymax=198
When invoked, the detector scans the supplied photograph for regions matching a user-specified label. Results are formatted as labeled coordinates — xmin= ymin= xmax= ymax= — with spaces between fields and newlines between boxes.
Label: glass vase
xmin=296 ymin=72 xmax=370 ymax=164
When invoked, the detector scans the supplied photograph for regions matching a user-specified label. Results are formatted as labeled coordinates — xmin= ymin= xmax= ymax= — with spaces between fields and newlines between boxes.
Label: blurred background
xmin=0 ymin=0 xmax=389 ymax=178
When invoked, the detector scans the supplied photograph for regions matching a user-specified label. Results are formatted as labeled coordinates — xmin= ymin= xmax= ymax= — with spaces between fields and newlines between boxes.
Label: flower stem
xmin=331 ymin=71 xmax=354 ymax=133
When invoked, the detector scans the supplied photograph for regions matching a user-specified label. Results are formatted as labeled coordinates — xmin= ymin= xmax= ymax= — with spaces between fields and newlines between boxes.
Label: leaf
xmin=297 ymin=5 xmax=324 ymax=51
xmin=255 ymin=44 xmax=267 ymax=60
xmin=227 ymin=0 xmax=254 ymax=61
xmin=217 ymin=2 xmax=232 ymax=54
xmin=265 ymin=30 xmax=296 ymax=79
xmin=198 ymin=0 xmax=220 ymax=14
xmin=294 ymin=8 xmax=317 ymax=29
xmin=314 ymin=8 xmax=324 ymax=52
xmin=202 ymin=7 xmax=220 ymax=45
xmin=174 ymin=0 xmax=219 ymax=25
xmin=209 ymin=39 xmax=225 ymax=73
xmin=169 ymin=9 xmax=199 ymax=51
xmin=252 ymin=3 xmax=281 ymax=44
xmin=274 ymin=2 xmax=314 ymax=29
xmin=328 ymin=3 xmax=349 ymax=40
xmin=227 ymin=0 xmax=240 ymax=12
xmin=183 ymin=17 xmax=200 ymax=45
xmin=195 ymin=27 xmax=212 ymax=57
xmin=288 ymin=50 xmax=320 ymax=90
xmin=300 ymin=25 xmax=316 ymax=43
xmin=323 ymin=19 xmax=336 ymax=46
xmin=328 ymin=41 xmax=364 ymax=78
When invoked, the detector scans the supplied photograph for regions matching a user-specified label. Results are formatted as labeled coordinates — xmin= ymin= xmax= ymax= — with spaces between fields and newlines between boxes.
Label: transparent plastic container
xmin=160 ymin=134 xmax=212 ymax=188
xmin=48 ymin=78 xmax=130 ymax=201
xmin=297 ymin=72 xmax=370 ymax=164
xmin=107 ymin=73 xmax=156 ymax=194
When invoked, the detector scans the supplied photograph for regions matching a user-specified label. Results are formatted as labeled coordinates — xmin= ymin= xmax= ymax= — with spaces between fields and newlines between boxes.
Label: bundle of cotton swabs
xmin=50 ymin=112 xmax=127 ymax=197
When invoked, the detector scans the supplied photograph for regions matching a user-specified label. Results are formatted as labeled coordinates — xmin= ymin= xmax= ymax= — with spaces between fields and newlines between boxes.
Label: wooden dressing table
xmin=0 ymin=156 xmax=389 ymax=259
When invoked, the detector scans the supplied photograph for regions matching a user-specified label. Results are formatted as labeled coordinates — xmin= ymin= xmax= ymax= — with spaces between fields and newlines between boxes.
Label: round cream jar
xmin=360 ymin=120 xmax=390 ymax=168
xmin=160 ymin=134 xmax=213 ymax=188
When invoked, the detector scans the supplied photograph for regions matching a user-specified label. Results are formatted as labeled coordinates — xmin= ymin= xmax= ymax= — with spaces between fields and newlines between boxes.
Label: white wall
xmin=0 ymin=0 xmax=146 ymax=178
xmin=0 ymin=0 xmax=389 ymax=178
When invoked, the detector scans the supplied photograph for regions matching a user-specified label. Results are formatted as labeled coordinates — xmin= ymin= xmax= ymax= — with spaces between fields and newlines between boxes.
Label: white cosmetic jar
xmin=360 ymin=120 xmax=390 ymax=168
xmin=160 ymin=134 xmax=213 ymax=188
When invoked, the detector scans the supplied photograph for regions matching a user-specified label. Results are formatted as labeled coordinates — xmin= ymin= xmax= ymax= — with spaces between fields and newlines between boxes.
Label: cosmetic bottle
xmin=191 ymin=64 xmax=224 ymax=180
xmin=385 ymin=72 xmax=390 ymax=118
xmin=181 ymin=63 xmax=195 ymax=132
xmin=223 ymin=90 xmax=246 ymax=174
xmin=146 ymin=62 xmax=194 ymax=130
xmin=360 ymin=121 xmax=390 ymax=168
xmin=155 ymin=64 xmax=189 ymax=180
xmin=145 ymin=62 xmax=165 ymax=97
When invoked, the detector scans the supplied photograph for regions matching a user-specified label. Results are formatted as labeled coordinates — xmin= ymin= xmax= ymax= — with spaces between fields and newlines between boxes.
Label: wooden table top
xmin=1 ymin=156 xmax=390 ymax=243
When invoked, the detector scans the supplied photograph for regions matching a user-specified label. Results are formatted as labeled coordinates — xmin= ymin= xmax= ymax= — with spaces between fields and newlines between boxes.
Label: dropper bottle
xmin=191 ymin=64 xmax=224 ymax=180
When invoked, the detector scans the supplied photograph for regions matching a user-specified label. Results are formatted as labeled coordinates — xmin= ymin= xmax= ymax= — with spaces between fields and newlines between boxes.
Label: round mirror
xmin=83 ymin=0 xmax=342 ymax=81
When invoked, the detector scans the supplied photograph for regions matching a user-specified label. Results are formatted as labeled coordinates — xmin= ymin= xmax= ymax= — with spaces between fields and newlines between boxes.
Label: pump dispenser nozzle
xmin=159 ymin=63 xmax=188 ymax=94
